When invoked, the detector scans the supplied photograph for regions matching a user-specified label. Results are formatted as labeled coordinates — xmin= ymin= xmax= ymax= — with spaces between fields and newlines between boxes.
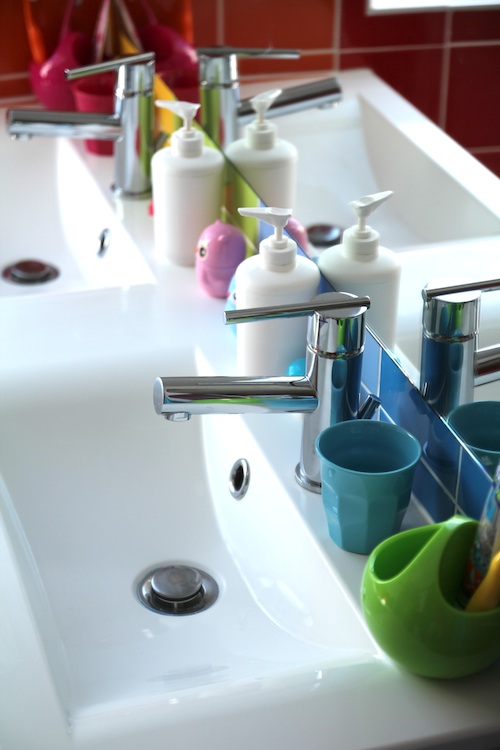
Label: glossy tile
xmin=223 ymin=0 xmax=336 ymax=49
xmin=451 ymin=9 xmax=500 ymax=42
xmin=0 ymin=0 xmax=31 ymax=75
xmin=341 ymin=0 xmax=445 ymax=48
xmin=239 ymin=54 xmax=335 ymax=78
xmin=446 ymin=44 xmax=500 ymax=148
xmin=191 ymin=0 xmax=218 ymax=45
xmin=340 ymin=48 xmax=443 ymax=123
xmin=456 ymin=449 xmax=494 ymax=520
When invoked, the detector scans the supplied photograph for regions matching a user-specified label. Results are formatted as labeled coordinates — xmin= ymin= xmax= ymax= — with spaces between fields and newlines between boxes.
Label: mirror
xmin=219 ymin=69 xmax=500 ymax=475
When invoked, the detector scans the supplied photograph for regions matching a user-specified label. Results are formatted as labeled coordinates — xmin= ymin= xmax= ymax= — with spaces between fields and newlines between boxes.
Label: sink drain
xmin=2 ymin=259 xmax=59 ymax=284
xmin=137 ymin=565 xmax=218 ymax=616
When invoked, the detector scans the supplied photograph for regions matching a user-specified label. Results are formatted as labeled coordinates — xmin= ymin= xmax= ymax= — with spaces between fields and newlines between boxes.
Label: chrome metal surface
xmin=422 ymin=278 xmax=500 ymax=300
xmin=197 ymin=46 xmax=342 ymax=149
xmin=7 ymin=53 xmax=155 ymax=198
xmin=229 ymin=458 xmax=250 ymax=500
xmin=420 ymin=279 xmax=500 ymax=415
xmin=155 ymin=292 xmax=369 ymax=491
xmin=137 ymin=565 xmax=219 ymax=616
xmin=475 ymin=344 xmax=500 ymax=387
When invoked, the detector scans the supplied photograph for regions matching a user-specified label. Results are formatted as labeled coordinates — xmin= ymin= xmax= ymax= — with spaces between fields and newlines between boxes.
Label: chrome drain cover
xmin=2 ymin=259 xmax=59 ymax=284
xmin=137 ymin=565 xmax=219 ymax=615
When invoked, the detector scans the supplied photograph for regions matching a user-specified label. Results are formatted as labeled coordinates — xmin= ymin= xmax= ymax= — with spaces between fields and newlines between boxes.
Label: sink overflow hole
xmin=229 ymin=458 xmax=250 ymax=500
xmin=97 ymin=228 xmax=111 ymax=257
xmin=137 ymin=565 xmax=218 ymax=616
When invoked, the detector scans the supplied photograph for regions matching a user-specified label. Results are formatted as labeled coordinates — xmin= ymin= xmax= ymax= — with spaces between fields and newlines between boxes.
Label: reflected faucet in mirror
xmin=154 ymin=292 xmax=381 ymax=493
xmin=197 ymin=46 xmax=342 ymax=149
xmin=420 ymin=278 xmax=500 ymax=416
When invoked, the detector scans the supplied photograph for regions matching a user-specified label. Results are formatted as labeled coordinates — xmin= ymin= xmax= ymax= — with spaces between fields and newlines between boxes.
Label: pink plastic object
xmin=72 ymin=72 xmax=115 ymax=155
xmin=30 ymin=31 xmax=92 ymax=110
xmin=139 ymin=24 xmax=198 ymax=101
xmin=286 ymin=216 xmax=309 ymax=254
xmin=196 ymin=221 xmax=247 ymax=298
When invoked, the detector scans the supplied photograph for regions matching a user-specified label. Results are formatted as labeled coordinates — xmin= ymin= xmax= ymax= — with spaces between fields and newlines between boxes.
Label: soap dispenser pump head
xmin=246 ymin=89 xmax=281 ymax=149
xmin=250 ymin=89 xmax=282 ymax=126
xmin=343 ymin=190 xmax=393 ymax=259
xmin=155 ymin=100 xmax=202 ymax=156
xmin=238 ymin=206 xmax=296 ymax=270
xmin=350 ymin=190 xmax=393 ymax=234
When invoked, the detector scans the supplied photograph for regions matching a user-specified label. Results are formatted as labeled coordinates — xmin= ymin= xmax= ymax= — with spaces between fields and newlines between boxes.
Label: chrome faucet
xmin=154 ymin=292 xmax=378 ymax=493
xmin=420 ymin=278 xmax=500 ymax=416
xmin=7 ymin=52 xmax=155 ymax=198
xmin=197 ymin=47 xmax=342 ymax=149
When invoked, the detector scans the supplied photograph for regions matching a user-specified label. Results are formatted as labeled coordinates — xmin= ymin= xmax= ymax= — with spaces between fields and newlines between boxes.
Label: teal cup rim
xmin=447 ymin=400 xmax=500 ymax=455
xmin=315 ymin=420 xmax=422 ymax=476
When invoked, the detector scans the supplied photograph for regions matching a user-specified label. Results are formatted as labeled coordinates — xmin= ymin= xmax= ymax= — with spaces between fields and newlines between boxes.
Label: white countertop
xmin=1 ymin=90 xmax=499 ymax=749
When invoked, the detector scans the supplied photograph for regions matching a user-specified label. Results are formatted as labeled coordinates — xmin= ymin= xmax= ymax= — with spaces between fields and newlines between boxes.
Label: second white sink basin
xmin=274 ymin=69 xmax=500 ymax=250
xmin=0 ymin=128 xmax=155 ymax=298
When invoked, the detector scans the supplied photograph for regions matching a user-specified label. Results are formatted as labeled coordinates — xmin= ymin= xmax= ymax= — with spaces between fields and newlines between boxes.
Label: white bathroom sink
xmin=273 ymin=69 xmax=500 ymax=250
xmin=0 ymin=334 xmax=375 ymax=742
xmin=0 ymin=124 xmax=155 ymax=298
xmin=2 ymin=72 xmax=500 ymax=750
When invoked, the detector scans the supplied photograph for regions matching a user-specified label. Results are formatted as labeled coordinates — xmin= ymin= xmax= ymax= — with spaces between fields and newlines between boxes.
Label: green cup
xmin=361 ymin=516 xmax=500 ymax=679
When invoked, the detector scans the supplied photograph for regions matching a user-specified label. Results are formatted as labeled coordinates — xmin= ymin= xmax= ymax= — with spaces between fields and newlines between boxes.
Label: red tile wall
xmin=1 ymin=0 xmax=499 ymax=176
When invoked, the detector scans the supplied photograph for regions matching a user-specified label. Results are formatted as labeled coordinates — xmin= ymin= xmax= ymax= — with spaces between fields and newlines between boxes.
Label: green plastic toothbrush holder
xmin=361 ymin=516 xmax=500 ymax=679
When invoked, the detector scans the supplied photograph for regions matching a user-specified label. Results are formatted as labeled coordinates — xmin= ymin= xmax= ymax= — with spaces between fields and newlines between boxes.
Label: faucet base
xmin=295 ymin=464 xmax=321 ymax=494
xmin=112 ymin=184 xmax=152 ymax=200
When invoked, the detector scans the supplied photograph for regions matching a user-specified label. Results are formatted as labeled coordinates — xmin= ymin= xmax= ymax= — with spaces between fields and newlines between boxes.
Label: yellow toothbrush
xmin=466 ymin=551 xmax=500 ymax=613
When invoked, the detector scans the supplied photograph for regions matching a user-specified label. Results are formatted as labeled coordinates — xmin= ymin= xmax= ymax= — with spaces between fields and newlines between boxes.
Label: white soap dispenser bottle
xmin=234 ymin=206 xmax=320 ymax=375
xmin=318 ymin=191 xmax=401 ymax=347
xmin=225 ymin=89 xmax=298 ymax=208
xmin=152 ymin=100 xmax=224 ymax=266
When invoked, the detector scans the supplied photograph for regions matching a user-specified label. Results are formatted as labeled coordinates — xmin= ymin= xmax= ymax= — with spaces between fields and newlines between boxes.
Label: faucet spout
xmin=154 ymin=375 xmax=318 ymax=418
xmin=7 ymin=110 xmax=122 ymax=141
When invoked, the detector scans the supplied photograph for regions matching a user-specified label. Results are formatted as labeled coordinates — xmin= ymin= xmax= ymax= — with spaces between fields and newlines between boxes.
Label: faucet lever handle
xmin=197 ymin=47 xmax=299 ymax=86
xmin=65 ymin=52 xmax=155 ymax=90
xmin=225 ymin=291 xmax=370 ymax=325
xmin=422 ymin=277 xmax=500 ymax=301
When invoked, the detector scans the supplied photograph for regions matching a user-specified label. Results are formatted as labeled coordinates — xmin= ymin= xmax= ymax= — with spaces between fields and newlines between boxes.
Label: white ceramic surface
xmin=269 ymin=69 xmax=500 ymax=397
xmin=0 ymin=129 xmax=155 ymax=297
xmin=1 ymin=70 xmax=500 ymax=750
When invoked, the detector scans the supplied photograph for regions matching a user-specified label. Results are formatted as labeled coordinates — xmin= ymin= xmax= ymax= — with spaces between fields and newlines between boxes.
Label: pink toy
xmin=286 ymin=216 xmax=310 ymax=254
xmin=196 ymin=220 xmax=247 ymax=298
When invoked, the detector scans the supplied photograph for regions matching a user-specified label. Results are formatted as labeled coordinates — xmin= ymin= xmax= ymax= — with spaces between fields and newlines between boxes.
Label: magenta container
xmin=72 ymin=73 xmax=115 ymax=156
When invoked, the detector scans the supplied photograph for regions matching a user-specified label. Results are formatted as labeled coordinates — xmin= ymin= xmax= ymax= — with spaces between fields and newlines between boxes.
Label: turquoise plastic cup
xmin=316 ymin=420 xmax=422 ymax=554
xmin=447 ymin=400 xmax=500 ymax=478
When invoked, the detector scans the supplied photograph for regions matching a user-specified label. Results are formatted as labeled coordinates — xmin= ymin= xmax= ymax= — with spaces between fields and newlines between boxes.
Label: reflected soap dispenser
xmin=318 ymin=191 xmax=401 ymax=347
xmin=234 ymin=206 xmax=320 ymax=376
xmin=152 ymin=100 xmax=224 ymax=266
xmin=225 ymin=89 xmax=298 ymax=208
